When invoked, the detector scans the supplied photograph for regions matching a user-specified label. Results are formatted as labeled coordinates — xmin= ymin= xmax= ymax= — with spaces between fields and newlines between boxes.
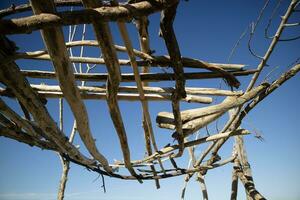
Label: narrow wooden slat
xmin=160 ymin=0 xmax=185 ymax=97
xmin=30 ymin=0 xmax=111 ymax=172
xmin=24 ymin=84 xmax=243 ymax=96
xmin=117 ymin=14 xmax=164 ymax=186
xmin=136 ymin=16 xmax=161 ymax=187
xmin=9 ymin=51 xmax=245 ymax=71
xmin=20 ymin=69 xmax=257 ymax=82
xmin=81 ymin=0 xmax=139 ymax=180
xmin=0 ymin=87 xmax=213 ymax=104
xmin=159 ymin=1 xmax=186 ymax=156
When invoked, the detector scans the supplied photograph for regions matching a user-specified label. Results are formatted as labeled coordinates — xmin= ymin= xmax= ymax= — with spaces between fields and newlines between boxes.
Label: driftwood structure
xmin=0 ymin=0 xmax=299 ymax=199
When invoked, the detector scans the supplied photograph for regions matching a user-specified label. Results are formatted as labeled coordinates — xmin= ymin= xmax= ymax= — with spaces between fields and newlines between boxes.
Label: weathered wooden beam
xmin=156 ymin=84 xmax=269 ymax=126
xmin=135 ymin=15 xmax=161 ymax=187
xmin=9 ymin=51 xmax=246 ymax=71
xmin=81 ymin=0 xmax=139 ymax=180
xmin=0 ymin=1 xmax=175 ymax=35
xmin=0 ymin=87 xmax=213 ymax=104
xmin=20 ymin=69 xmax=257 ymax=82
xmin=117 ymin=13 xmax=167 ymax=181
xmin=25 ymin=84 xmax=242 ymax=96
xmin=159 ymin=2 xmax=185 ymax=156
xmin=30 ymin=0 xmax=111 ymax=172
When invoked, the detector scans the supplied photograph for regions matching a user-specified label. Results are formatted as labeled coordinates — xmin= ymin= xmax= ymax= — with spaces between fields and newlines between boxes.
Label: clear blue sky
xmin=0 ymin=0 xmax=300 ymax=200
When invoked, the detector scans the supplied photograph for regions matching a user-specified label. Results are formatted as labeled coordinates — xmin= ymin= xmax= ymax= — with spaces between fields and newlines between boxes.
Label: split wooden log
xmin=20 ymin=69 xmax=256 ymax=82
xmin=156 ymin=83 xmax=269 ymax=129
xmin=0 ymin=1 xmax=177 ymax=35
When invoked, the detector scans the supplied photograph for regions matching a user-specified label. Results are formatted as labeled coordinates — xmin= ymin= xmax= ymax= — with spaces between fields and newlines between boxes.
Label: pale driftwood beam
xmin=0 ymin=124 xmax=57 ymax=150
xmin=246 ymin=0 xmax=298 ymax=91
xmin=0 ymin=84 xmax=213 ymax=103
xmin=136 ymin=16 xmax=161 ymax=188
xmin=28 ymin=84 xmax=241 ymax=96
xmin=0 ymin=37 xmax=95 ymax=167
xmin=9 ymin=51 xmax=246 ymax=71
xmin=81 ymin=0 xmax=140 ymax=181
xmin=0 ymin=1 xmax=175 ymax=35
xmin=0 ymin=87 xmax=213 ymax=104
xmin=117 ymin=14 xmax=165 ymax=180
xmin=0 ymin=0 xmax=82 ymax=17
xmin=30 ymin=0 xmax=112 ymax=173
xmin=20 ymin=69 xmax=257 ymax=82
xmin=156 ymin=83 xmax=269 ymax=127
xmin=162 ymin=84 xmax=268 ymax=139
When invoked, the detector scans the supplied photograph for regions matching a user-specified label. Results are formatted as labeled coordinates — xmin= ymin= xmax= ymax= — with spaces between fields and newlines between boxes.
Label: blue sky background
xmin=0 ymin=0 xmax=300 ymax=199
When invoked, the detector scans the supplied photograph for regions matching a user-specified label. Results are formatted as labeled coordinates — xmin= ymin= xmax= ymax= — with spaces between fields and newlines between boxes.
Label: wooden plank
xmin=30 ymin=0 xmax=111 ymax=172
